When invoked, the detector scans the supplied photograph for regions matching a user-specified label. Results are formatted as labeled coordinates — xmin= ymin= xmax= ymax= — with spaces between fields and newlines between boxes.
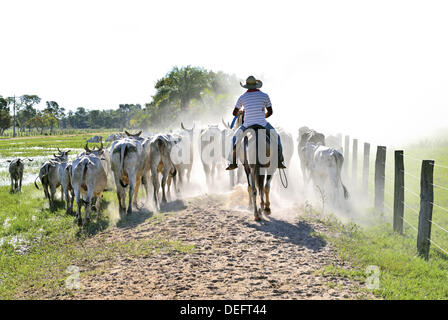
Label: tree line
xmin=0 ymin=66 xmax=240 ymax=136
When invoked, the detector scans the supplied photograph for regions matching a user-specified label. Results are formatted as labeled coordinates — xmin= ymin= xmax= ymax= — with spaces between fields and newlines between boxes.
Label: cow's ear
xmin=28 ymin=158 xmax=33 ymax=162
xmin=7 ymin=160 xmax=11 ymax=162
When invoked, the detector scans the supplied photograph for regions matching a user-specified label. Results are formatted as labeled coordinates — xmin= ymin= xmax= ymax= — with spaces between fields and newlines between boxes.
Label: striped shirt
xmin=234 ymin=90 xmax=271 ymax=127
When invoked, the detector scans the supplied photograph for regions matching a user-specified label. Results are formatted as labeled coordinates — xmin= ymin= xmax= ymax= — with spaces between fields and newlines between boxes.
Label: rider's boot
xmin=225 ymin=146 xmax=238 ymax=170
xmin=278 ymin=146 xmax=286 ymax=169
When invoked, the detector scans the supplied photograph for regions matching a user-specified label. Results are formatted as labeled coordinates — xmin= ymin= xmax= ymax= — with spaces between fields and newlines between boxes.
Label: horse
xmin=234 ymin=118 xmax=278 ymax=221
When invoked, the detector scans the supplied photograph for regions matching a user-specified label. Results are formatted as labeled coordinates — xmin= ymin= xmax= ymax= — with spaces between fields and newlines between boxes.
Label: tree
xmin=16 ymin=95 xmax=41 ymax=134
xmin=0 ymin=96 xmax=11 ymax=135
xmin=45 ymin=101 xmax=64 ymax=133
xmin=153 ymin=66 xmax=210 ymax=112
xmin=17 ymin=105 xmax=37 ymax=133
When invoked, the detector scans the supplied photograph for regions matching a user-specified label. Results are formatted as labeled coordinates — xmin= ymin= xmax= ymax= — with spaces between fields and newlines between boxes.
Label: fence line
xmin=342 ymin=136 xmax=448 ymax=260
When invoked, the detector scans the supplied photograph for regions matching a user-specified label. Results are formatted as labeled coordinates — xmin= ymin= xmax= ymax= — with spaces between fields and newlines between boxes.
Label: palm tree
xmin=153 ymin=66 xmax=210 ymax=111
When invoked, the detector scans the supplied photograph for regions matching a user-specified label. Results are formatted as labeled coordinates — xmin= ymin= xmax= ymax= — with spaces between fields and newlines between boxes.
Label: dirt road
xmin=63 ymin=193 xmax=372 ymax=300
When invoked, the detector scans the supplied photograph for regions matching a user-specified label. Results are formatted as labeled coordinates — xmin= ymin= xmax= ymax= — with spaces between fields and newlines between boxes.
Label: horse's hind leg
xmin=258 ymin=174 xmax=265 ymax=212
xmin=243 ymin=165 xmax=252 ymax=208
xmin=250 ymin=170 xmax=260 ymax=221
xmin=264 ymin=174 xmax=272 ymax=215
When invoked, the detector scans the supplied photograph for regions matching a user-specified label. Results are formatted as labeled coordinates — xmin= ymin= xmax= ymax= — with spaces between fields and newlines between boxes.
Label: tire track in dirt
xmin=62 ymin=194 xmax=374 ymax=300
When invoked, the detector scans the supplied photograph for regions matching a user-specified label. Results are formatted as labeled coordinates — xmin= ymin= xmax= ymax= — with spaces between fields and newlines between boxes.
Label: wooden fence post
xmin=344 ymin=135 xmax=350 ymax=177
xmin=417 ymin=160 xmax=435 ymax=260
xmin=336 ymin=133 xmax=342 ymax=149
xmin=393 ymin=150 xmax=404 ymax=234
xmin=362 ymin=143 xmax=370 ymax=194
xmin=375 ymin=146 xmax=386 ymax=212
xmin=352 ymin=139 xmax=358 ymax=185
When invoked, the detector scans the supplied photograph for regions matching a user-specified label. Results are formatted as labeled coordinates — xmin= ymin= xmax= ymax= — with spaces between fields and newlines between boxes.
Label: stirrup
xmin=226 ymin=163 xmax=238 ymax=170
xmin=278 ymin=161 xmax=286 ymax=169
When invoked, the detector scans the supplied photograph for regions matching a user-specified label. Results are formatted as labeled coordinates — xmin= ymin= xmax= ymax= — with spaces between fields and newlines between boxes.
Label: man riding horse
xmin=225 ymin=75 xmax=286 ymax=170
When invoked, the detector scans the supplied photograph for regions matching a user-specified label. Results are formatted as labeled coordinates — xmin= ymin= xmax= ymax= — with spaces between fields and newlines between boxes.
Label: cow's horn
xmin=57 ymin=147 xmax=61 ymax=153
xmin=181 ymin=122 xmax=186 ymax=130
xmin=99 ymin=142 xmax=103 ymax=151
xmin=84 ymin=143 xmax=92 ymax=153
xmin=125 ymin=130 xmax=131 ymax=136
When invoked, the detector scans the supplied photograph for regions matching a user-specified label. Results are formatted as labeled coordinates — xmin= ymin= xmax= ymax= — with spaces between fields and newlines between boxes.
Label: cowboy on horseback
xmin=225 ymin=75 xmax=286 ymax=170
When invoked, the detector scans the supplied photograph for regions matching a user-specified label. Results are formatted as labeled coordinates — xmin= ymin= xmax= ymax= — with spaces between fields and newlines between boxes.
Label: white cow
xmin=71 ymin=152 xmax=108 ymax=226
xmin=149 ymin=134 xmax=178 ymax=208
xmin=301 ymin=143 xmax=349 ymax=205
xmin=199 ymin=125 xmax=224 ymax=186
xmin=110 ymin=131 xmax=150 ymax=216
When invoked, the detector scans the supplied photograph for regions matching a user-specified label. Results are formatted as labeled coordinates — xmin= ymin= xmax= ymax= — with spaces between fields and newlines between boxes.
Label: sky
xmin=1 ymin=0 xmax=448 ymax=145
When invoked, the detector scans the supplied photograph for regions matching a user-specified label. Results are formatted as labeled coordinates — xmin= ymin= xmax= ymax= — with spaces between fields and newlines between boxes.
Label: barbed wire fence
xmin=340 ymin=135 xmax=448 ymax=261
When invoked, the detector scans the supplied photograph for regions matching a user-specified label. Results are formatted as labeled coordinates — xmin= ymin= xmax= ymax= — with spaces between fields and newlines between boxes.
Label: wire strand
xmin=430 ymin=202 xmax=448 ymax=216
xmin=402 ymin=216 xmax=418 ymax=232
xmin=428 ymin=219 xmax=448 ymax=235
xmin=402 ymin=201 xmax=420 ymax=216
xmin=432 ymin=182 xmax=448 ymax=192
xmin=402 ymin=186 xmax=420 ymax=199
xmin=401 ymin=170 xmax=420 ymax=180
xmin=402 ymin=154 xmax=424 ymax=162
xmin=428 ymin=238 xmax=448 ymax=256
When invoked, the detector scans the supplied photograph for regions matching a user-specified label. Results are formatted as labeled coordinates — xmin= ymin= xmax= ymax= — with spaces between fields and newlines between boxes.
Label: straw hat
xmin=240 ymin=75 xmax=263 ymax=89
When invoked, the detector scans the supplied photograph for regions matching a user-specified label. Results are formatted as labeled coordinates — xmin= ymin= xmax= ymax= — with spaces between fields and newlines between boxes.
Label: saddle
xmin=242 ymin=124 xmax=272 ymax=168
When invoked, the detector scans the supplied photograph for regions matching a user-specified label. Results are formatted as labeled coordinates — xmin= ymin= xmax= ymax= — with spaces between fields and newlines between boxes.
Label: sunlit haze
xmin=1 ymin=0 xmax=447 ymax=146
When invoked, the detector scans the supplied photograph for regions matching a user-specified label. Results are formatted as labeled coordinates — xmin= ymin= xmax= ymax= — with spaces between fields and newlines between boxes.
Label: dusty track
xmin=62 ymin=193 xmax=372 ymax=300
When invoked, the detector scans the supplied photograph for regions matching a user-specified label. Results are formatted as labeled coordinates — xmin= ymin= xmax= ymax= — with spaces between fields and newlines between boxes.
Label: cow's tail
xmin=34 ymin=163 xmax=50 ymax=190
xmin=334 ymin=153 xmax=349 ymax=199
xmin=34 ymin=175 xmax=40 ymax=190
xmin=81 ymin=160 xmax=90 ymax=205
xmin=118 ymin=144 xmax=128 ymax=188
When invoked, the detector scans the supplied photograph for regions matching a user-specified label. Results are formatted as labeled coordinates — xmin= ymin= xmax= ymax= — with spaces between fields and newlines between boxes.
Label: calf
xmin=7 ymin=158 xmax=33 ymax=193
xmin=34 ymin=149 xmax=71 ymax=209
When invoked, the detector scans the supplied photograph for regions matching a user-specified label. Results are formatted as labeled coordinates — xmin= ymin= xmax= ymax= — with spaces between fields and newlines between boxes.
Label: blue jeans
xmin=229 ymin=122 xmax=283 ymax=161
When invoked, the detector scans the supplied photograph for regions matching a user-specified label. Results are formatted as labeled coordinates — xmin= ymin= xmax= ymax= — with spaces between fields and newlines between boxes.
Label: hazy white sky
xmin=1 ymin=0 xmax=447 ymax=145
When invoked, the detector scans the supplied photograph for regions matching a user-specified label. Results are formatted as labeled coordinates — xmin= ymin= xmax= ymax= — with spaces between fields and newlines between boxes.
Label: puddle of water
xmin=0 ymin=152 xmax=81 ymax=187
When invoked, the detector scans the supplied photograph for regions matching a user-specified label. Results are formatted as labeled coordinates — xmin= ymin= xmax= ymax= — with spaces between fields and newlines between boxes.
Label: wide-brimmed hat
xmin=240 ymin=75 xmax=263 ymax=89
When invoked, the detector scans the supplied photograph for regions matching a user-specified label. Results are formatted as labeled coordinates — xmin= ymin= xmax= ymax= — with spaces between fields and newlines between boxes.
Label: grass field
xmin=1 ymin=132 xmax=448 ymax=299
xmin=0 ymin=133 xmax=194 ymax=299
xmin=315 ymin=139 xmax=448 ymax=299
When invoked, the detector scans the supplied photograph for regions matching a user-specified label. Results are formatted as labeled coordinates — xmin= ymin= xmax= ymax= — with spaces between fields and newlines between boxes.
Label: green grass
xmin=315 ymin=138 xmax=448 ymax=300
xmin=0 ymin=131 xmax=114 ymax=158
xmin=0 ymin=132 xmax=194 ymax=299
xmin=0 ymin=183 xmax=194 ymax=299
xmin=305 ymin=209 xmax=448 ymax=299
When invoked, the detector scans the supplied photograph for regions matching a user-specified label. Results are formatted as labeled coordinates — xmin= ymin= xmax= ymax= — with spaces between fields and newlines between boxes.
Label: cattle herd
xmin=5 ymin=122 xmax=350 ymax=225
